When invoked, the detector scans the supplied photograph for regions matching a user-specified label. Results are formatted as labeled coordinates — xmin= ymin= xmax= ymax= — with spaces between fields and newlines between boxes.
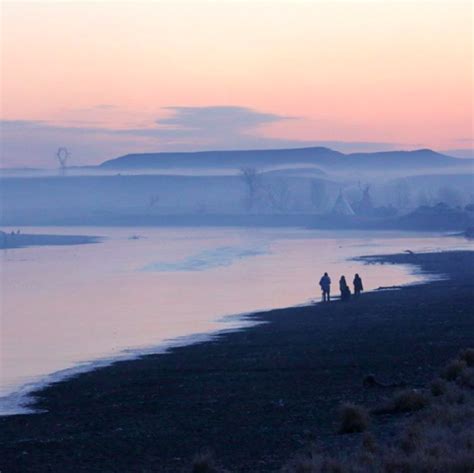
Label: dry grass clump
xmin=379 ymin=389 xmax=429 ymax=414
xmin=430 ymin=378 xmax=447 ymax=397
xmin=281 ymin=451 xmax=347 ymax=473
xmin=361 ymin=433 xmax=378 ymax=455
xmin=283 ymin=354 xmax=474 ymax=473
xmin=459 ymin=348 xmax=474 ymax=367
xmin=441 ymin=359 xmax=467 ymax=381
xmin=284 ymin=391 xmax=474 ymax=472
xmin=196 ymin=352 xmax=474 ymax=473
xmin=190 ymin=451 xmax=227 ymax=473
xmin=338 ymin=403 xmax=370 ymax=434
xmin=382 ymin=444 xmax=474 ymax=473
xmin=362 ymin=374 xmax=377 ymax=388
xmin=444 ymin=384 xmax=467 ymax=405
xmin=457 ymin=367 xmax=474 ymax=389
xmin=386 ymin=397 xmax=474 ymax=472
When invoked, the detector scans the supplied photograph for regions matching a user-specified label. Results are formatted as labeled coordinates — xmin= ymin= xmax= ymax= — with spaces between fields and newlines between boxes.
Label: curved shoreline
xmin=0 ymin=251 xmax=423 ymax=417
xmin=0 ymin=250 xmax=473 ymax=472
xmin=0 ymin=318 xmax=263 ymax=417
xmin=0 ymin=232 xmax=102 ymax=249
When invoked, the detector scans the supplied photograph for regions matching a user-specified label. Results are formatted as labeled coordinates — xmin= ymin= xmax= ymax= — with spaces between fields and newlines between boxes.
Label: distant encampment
xmin=1 ymin=146 xmax=473 ymax=232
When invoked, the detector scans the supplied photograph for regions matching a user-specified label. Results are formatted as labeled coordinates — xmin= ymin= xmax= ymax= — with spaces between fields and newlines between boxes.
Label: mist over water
xmin=0 ymin=227 xmax=472 ymax=415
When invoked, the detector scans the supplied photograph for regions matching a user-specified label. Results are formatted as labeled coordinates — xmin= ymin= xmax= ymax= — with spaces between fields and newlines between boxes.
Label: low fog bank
xmin=1 ymin=147 xmax=473 ymax=231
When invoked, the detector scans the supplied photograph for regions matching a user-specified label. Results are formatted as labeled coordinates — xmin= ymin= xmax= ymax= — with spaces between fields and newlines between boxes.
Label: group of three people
xmin=319 ymin=272 xmax=363 ymax=302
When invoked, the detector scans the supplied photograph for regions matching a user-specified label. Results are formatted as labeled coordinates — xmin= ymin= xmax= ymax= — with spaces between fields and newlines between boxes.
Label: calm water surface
xmin=0 ymin=227 xmax=471 ymax=414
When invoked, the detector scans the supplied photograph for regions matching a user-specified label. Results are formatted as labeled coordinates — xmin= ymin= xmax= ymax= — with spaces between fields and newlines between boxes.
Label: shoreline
xmin=0 ymin=232 xmax=102 ymax=249
xmin=1 ymin=214 xmax=473 ymax=232
xmin=0 ymin=250 xmax=473 ymax=472
xmin=0 ymin=250 xmax=426 ymax=417
xmin=0 ymin=318 xmax=263 ymax=417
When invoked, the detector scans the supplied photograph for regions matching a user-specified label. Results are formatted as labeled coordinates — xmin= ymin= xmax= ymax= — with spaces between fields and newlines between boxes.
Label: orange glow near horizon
xmin=1 ymin=1 xmax=472 ymax=164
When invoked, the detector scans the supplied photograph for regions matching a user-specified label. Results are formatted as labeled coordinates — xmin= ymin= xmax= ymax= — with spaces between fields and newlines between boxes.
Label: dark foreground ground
xmin=0 ymin=251 xmax=473 ymax=472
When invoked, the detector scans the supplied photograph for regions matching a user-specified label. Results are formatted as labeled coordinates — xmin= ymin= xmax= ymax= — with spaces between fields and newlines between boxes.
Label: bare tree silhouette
xmin=310 ymin=179 xmax=328 ymax=211
xmin=240 ymin=167 xmax=261 ymax=212
xmin=148 ymin=194 xmax=160 ymax=212
xmin=56 ymin=147 xmax=71 ymax=175
xmin=394 ymin=179 xmax=412 ymax=210
xmin=265 ymin=179 xmax=291 ymax=213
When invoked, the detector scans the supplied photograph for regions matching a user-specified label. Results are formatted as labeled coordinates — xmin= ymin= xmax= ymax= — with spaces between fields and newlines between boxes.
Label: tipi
xmin=332 ymin=190 xmax=355 ymax=216
xmin=356 ymin=185 xmax=374 ymax=215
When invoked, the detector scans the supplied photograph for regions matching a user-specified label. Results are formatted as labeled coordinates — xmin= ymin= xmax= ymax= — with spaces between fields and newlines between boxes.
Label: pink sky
xmin=1 ymin=1 xmax=472 ymax=167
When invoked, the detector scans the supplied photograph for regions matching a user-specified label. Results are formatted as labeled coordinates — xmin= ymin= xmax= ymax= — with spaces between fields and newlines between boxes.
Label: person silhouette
xmin=353 ymin=274 xmax=364 ymax=297
xmin=339 ymin=276 xmax=351 ymax=301
xmin=319 ymin=272 xmax=331 ymax=302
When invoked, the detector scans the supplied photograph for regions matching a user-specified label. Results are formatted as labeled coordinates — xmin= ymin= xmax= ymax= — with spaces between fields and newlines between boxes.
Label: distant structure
xmin=56 ymin=147 xmax=71 ymax=175
xmin=240 ymin=167 xmax=261 ymax=212
xmin=0 ymin=231 xmax=7 ymax=248
xmin=331 ymin=190 xmax=355 ymax=216
xmin=354 ymin=185 xmax=374 ymax=215
xmin=149 ymin=194 xmax=160 ymax=208
xmin=148 ymin=194 xmax=160 ymax=213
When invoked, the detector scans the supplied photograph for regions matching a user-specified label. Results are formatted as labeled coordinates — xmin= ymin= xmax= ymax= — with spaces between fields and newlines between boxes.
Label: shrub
xmin=338 ymin=403 xmax=370 ymax=434
xmin=190 ymin=451 xmax=223 ymax=473
xmin=397 ymin=423 xmax=422 ymax=454
xmin=362 ymin=374 xmax=377 ymax=388
xmin=384 ymin=389 xmax=429 ymax=413
xmin=283 ymin=353 xmax=474 ymax=473
xmin=282 ymin=452 xmax=347 ymax=473
xmin=430 ymin=378 xmax=447 ymax=397
xmin=441 ymin=359 xmax=467 ymax=381
xmin=361 ymin=433 xmax=378 ymax=454
xmin=457 ymin=368 xmax=474 ymax=389
xmin=459 ymin=348 xmax=474 ymax=367
xmin=444 ymin=386 xmax=467 ymax=405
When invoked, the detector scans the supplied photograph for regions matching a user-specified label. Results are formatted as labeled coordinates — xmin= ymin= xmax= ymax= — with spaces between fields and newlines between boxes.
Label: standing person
xmin=339 ymin=276 xmax=351 ymax=301
xmin=319 ymin=272 xmax=331 ymax=302
xmin=353 ymin=273 xmax=364 ymax=297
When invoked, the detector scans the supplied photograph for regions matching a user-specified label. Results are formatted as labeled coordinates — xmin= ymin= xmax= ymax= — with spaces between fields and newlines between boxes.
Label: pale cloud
xmin=157 ymin=106 xmax=293 ymax=130
xmin=0 ymin=106 xmax=401 ymax=168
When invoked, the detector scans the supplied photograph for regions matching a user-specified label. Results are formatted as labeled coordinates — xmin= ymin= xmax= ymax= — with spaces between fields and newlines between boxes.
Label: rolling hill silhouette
xmin=100 ymin=146 xmax=468 ymax=172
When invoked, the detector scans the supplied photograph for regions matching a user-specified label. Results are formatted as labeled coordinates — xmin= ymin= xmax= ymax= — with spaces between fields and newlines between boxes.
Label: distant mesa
xmin=100 ymin=147 xmax=342 ymax=170
xmin=99 ymin=146 xmax=465 ymax=171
